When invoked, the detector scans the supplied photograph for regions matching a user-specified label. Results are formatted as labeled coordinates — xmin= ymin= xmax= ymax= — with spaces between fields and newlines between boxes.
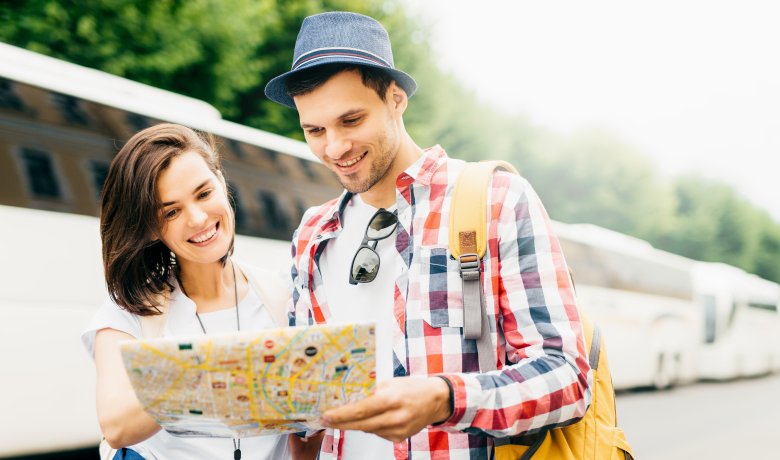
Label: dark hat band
xmin=293 ymin=47 xmax=391 ymax=71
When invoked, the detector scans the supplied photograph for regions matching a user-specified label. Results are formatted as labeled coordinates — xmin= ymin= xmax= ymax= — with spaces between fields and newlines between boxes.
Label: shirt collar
xmin=395 ymin=145 xmax=447 ymax=188
xmin=320 ymin=145 xmax=448 ymax=230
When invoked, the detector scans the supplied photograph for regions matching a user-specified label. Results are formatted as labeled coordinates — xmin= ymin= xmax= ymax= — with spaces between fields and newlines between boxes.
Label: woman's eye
xmin=307 ymin=127 xmax=323 ymax=136
xmin=198 ymin=190 xmax=212 ymax=199
xmin=164 ymin=209 xmax=178 ymax=219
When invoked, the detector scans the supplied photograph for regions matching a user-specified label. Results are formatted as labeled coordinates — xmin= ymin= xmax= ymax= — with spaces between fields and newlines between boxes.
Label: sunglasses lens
xmin=351 ymin=247 xmax=380 ymax=283
xmin=366 ymin=211 xmax=397 ymax=240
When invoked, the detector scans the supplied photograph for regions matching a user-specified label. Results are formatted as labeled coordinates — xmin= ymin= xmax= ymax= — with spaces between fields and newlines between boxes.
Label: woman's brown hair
xmin=100 ymin=123 xmax=232 ymax=315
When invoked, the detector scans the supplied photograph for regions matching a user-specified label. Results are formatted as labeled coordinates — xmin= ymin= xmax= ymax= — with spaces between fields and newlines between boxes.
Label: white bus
xmin=553 ymin=221 xmax=702 ymax=390
xmin=554 ymin=220 xmax=780 ymax=391
xmin=0 ymin=42 xmax=343 ymax=458
xmin=694 ymin=262 xmax=780 ymax=380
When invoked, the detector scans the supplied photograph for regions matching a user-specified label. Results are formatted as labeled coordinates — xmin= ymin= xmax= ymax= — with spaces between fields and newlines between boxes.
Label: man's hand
xmin=321 ymin=376 xmax=452 ymax=443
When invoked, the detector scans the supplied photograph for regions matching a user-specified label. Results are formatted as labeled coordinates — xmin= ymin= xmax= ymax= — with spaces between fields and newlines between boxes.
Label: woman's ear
xmin=148 ymin=230 xmax=161 ymax=243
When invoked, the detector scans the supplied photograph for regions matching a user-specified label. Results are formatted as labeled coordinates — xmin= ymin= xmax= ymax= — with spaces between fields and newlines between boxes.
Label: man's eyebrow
xmin=161 ymin=179 xmax=211 ymax=207
xmin=338 ymin=109 xmax=363 ymax=119
xmin=300 ymin=109 xmax=365 ymax=129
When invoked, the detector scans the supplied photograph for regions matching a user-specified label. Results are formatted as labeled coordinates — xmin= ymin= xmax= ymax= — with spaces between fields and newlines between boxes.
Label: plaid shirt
xmin=289 ymin=146 xmax=592 ymax=459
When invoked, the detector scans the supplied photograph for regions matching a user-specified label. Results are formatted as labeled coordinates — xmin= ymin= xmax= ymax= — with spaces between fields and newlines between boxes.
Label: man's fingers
xmin=324 ymin=412 xmax=409 ymax=443
xmin=322 ymin=394 xmax=395 ymax=425
xmin=318 ymin=378 xmax=450 ymax=444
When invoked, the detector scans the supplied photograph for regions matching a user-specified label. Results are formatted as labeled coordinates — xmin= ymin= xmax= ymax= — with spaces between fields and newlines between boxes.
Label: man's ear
xmin=389 ymin=81 xmax=408 ymax=114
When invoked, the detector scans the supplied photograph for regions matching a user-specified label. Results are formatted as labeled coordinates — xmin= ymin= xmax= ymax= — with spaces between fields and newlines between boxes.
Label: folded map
xmin=119 ymin=322 xmax=376 ymax=437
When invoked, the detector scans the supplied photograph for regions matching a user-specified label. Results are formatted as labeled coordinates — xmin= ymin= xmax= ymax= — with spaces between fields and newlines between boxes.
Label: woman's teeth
xmin=190 ymin=226 xmax=216 ymax=243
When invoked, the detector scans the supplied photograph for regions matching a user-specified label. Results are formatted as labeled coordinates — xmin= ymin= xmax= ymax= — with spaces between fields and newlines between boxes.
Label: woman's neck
xmin=178 ymin=258 xmax=242 ymax=313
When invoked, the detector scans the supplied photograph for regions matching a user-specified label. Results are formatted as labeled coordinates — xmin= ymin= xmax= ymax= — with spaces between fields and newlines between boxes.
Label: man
xmin=265 ymin=11 xmax=591 ymax=460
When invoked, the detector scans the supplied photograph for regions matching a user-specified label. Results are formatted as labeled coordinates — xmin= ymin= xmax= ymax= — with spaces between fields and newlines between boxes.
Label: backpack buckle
xmin=459 ymin=253 xmax=483 ymax=339
xmin=458 ymin=253 xmax=480 ymax=279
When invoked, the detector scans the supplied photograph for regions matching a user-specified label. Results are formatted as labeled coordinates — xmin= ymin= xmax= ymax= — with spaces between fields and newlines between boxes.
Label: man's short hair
xmin=285 ymin=63 xmax=395 ymax=102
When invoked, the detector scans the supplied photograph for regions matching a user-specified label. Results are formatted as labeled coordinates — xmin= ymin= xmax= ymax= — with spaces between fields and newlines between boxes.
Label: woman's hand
xmin=95 ymin=328 xmax=161 ymax=448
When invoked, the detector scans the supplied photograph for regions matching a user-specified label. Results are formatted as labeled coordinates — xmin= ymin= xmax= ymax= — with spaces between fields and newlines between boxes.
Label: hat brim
xmin=264 ymin=57 xmax=417 ymax=109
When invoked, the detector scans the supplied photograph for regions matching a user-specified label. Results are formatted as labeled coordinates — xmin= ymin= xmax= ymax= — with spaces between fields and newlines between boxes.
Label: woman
xmin=82 ymin=123 xmax=305 ymax=459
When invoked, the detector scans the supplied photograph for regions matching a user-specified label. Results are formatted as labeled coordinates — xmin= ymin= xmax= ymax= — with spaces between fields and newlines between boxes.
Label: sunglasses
xmin=349 ymin=208 xmax=399 ymax=285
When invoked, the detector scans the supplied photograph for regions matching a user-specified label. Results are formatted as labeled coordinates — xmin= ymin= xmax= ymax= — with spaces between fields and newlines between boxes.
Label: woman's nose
xmin=187 ymin=205 xmax=208 ymax=227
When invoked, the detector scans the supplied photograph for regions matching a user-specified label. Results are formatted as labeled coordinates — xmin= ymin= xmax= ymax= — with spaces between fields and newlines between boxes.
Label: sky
xmin=406 ymin=0 xmax=780 ymax=221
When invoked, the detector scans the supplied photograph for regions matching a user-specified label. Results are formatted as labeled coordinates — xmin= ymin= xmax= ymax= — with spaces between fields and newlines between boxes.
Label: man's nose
xmin=324 ymin=130 xmax=352 ymax=160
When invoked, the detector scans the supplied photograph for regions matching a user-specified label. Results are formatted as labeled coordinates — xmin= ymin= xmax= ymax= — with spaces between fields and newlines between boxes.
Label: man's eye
xmin=306 ymin=127 xmax=323 ymax=135
xmin=343 ymin=117 xmax=361 ymax=125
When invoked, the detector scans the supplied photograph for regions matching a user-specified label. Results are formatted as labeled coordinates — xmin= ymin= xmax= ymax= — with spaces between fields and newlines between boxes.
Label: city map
xmin=120 ymin=323 xmax=376 ymax=437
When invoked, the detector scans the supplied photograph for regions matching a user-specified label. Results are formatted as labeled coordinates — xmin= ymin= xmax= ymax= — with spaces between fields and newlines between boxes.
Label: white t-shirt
xmin=82 ymin=279 xmax=290 ymax=460
xmin=319 ymin=195 xmax=398 ymax=459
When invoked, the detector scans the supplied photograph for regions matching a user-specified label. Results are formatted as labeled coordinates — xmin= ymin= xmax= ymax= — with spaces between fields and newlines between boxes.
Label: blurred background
xmin=1 ymin=1 xmax=778 ymax=459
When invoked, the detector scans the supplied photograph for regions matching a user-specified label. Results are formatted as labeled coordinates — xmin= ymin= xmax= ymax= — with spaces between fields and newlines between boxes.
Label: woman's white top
xmin=82 ymin=279 xmax=290 ymax=460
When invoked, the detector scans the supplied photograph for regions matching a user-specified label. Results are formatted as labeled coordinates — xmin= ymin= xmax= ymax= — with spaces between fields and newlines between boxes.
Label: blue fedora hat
xmin=264 ymin=11 xmax=417 ymax=109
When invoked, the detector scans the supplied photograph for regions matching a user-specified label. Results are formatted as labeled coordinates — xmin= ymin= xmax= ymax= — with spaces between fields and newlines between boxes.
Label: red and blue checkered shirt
xmin=288 ymin=146 xmax=592 ymax=459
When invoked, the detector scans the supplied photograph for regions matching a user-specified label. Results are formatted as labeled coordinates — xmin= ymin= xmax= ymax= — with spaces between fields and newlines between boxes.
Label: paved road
xmin=616 ymin=372 xmax=780 ymax=459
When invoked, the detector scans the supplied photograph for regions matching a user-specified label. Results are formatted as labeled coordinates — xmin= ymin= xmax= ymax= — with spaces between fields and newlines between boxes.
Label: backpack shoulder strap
xmin=139 ymin=294 xmax=170 ymax=339
xmin=580 ymin=313 xmax=601 ymax=370
xmin=449 ymin=160 xmax=518 ymax=371
xmin=235 ymin=261 xmax=290 ymax=328
xmin=449 ymin=160 xmax=519 ymax=260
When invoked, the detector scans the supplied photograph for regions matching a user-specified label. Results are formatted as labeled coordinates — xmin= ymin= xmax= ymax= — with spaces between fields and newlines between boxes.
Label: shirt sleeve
xmin=81 ymin=297 xmax=143 ymax=359
xmin=288 ymin=225 xmax=315 ymax=328
xmin=436 ymin=173 xmax=592 ymax=437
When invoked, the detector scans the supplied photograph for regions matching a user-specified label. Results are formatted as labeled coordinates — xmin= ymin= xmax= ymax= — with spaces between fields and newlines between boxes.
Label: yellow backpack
xmin=449 ymin=161 xmax=634 ymax=460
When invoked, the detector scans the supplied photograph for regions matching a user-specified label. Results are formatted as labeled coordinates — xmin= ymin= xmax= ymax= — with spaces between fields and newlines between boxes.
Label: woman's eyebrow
xmin=161 ymin=179 xmax=212 ymax=207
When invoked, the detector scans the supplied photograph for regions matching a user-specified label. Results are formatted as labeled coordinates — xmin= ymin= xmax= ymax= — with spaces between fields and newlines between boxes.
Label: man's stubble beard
xmin=339 ymin=125 xmax=399 ymax=194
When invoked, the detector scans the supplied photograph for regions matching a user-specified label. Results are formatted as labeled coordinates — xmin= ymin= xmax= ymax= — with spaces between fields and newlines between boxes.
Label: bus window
xmin=263 ymin=148 xmax=287 ymax=175
xmin=18 ymin=147 xmax=62 ymax=199
xmin=51 ymin=93 xmax=90 ymax=127
xmin=88 ymin=160 xmax=110 ymax=202
xmin=227 ymin=182 xmax=248 ymax=234
xmin=558 ymin=239 xmax=611 ymax=288
xmin=227 ymin=139 xmax=245 ymax=160
xmin=299 ymin=157 xmax=318 ymax=181
xmin=748 ymin=302 xmax=778 ymax=313
xmin=126 ymin=112 xmax=153 ymax=132
xmin=295 ymin=199 xmax=309 ymax=224
xmin=258 ymin=190 xmax=290 ymax=235
xmin=703 ymin=295 xmax=717 ymax=343
xmin=0 ymin=79 xmax=25 ymax=112
xmin=264 ymin=148 xmax=278 ymax=163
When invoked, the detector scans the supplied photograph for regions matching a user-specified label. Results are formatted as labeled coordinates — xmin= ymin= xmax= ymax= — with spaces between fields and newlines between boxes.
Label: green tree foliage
xmin=1 ymin=0 xmax=274 ymax=120
xmin=658 ymin=176 xmax=777 ymax=280
xmin=754 ymin=217 xmax=780 ymax=282
xmin=2 ymin=0 xmax=779 ymax=282
xmin=0 ymin=0 xmax=423 ymax=138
